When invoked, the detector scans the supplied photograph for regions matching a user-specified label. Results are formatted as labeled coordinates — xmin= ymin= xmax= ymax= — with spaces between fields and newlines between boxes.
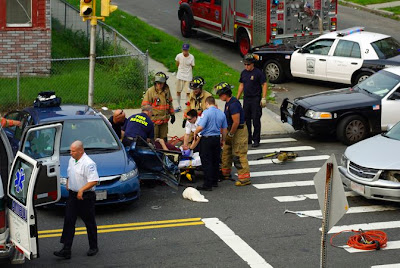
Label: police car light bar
xmin=337 ymin=27 xmax=365 ymax=37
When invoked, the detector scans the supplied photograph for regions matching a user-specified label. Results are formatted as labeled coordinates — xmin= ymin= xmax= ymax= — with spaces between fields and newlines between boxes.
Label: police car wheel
xmin=264 ymin=60 xmax=285 ymax=84
xmin=337 ymin=115 xmax=368 ymax=145
xmin=354 ymin=72 xmax=372 ymax=86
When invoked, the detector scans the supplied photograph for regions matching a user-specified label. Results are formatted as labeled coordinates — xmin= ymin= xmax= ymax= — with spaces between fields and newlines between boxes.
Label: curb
xmin=340 ymin=1 xmax=400 ymax=19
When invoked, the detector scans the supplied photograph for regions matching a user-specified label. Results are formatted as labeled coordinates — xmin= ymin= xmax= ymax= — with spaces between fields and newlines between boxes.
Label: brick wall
xmin=0 ymin=0 xmax=51 ymax=77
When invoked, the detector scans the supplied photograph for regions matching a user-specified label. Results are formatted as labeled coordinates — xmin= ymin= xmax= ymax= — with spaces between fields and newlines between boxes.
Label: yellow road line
xmin=39 ymin=219 xmax=204 ymax=238
xmin=39 ymin=217 xmax=202 ymax=234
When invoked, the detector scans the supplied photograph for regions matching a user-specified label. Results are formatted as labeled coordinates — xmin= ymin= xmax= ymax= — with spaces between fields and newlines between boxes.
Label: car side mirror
xmin=299 ymin=48 xmax=309 ymax=53
xmin=388 ymin=91 xmax=400 ymax=100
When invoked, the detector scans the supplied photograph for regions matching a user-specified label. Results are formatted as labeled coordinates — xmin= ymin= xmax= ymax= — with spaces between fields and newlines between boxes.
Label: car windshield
xmin=60 ymin=119 xmax=119 ymax=153
xmin=356 ymin=70 xmax=400 ymax=97
xmin=385 ymin=122 xmax=400 ymax=141
xmin=371 ymin=37 xmax=400 ymax=59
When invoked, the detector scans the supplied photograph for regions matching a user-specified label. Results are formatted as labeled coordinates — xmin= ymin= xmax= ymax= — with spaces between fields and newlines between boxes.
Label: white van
xmin=0 ymin=123 xmax=62 ymax=264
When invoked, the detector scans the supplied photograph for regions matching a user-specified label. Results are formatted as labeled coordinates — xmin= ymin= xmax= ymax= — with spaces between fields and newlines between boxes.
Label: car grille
xmin=99 ymin=177 xmax=120 ymax=186
xmin=348 ymin=161 xmax=379 ymax=179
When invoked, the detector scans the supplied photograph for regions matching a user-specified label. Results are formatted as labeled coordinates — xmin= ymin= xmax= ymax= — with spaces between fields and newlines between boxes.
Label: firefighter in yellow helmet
xmin=216 ymin=82 xmax=251 ymax=186
xmin=141 ymin=72 xmax=175 ymax=140
xmin=182 ymin=76 xmax=212 ymax=127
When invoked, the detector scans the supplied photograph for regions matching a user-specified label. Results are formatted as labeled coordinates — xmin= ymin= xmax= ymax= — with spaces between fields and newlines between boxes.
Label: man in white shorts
xmin=183 ymin=109 xmax=200 ymax=150
xmin=175 ymin=43 xmax=195 ymax=112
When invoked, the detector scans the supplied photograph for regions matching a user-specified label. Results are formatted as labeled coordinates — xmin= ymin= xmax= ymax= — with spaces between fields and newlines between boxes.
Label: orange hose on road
xmin=330 ymin=229 xmax=387 ymax=250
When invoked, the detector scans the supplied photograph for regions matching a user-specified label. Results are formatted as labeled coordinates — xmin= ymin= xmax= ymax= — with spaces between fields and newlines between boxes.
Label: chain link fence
xmin=0 ymin=0 xmax=148 ymax=112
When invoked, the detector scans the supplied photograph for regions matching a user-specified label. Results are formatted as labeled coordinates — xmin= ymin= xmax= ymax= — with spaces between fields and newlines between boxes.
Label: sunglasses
xmin=244 ymin=63 xmax=251 ymax=66
xmin=118 ymin=109 xmax=124 ymax=116
xmin=187 ymin=117 xmax=195 ymax=120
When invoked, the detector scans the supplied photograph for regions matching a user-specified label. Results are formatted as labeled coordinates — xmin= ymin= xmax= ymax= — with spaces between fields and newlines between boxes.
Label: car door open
xmin=6 ymin=123 xmax=62 ymax=260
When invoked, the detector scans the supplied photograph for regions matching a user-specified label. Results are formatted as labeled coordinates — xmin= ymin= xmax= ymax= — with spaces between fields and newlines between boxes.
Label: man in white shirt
xmin=175 ymin=43 xmax=195 ymax=112
xmin=183 ymin=109 xmax=200 ymax=150
xmin=54 ymin=140 xmax=100 ymax=259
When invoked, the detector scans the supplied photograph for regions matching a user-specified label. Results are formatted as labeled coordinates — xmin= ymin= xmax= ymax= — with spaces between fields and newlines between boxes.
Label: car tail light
xmin=0 ymin=199 xmax=5 ymax=233
xmin=330 ymin=17 xmax=337 ymax=31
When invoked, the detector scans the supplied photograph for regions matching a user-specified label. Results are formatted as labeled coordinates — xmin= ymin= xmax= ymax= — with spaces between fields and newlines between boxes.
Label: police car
xmin=281 ymin=67 xmax=400 ymax=145
xmin=253 ymin=27 xmax=400 ymax=85
xmin=0 ymin=122 xmax=63 ymax=263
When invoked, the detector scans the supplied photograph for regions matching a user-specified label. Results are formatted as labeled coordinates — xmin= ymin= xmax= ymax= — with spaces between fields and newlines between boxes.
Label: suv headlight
xmin=60 ymin=177 xmax=67 ymax=185
xmin=120 ymin=168 xmax=139 ymax=182
xmin=340 ymin=154 xmax=348 ymax=167
xmin=305 ymin=110 xmax=332 ymax=119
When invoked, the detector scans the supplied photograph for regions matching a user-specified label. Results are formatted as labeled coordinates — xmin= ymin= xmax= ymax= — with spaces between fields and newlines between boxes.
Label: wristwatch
xmin=228 ymin=132 xmax=234 ymax=138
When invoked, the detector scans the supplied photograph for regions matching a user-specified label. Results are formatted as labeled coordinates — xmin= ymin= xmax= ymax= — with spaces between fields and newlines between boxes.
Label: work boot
xmin=235 ymin=179 xmax=251 ymax=186
xmin=87 ymin=248 xmax=99 ymax=256
xmin=251 ymin=142 xmax=260 ymax=148
xmin=54 ymin=247 xmax=71 ymax=259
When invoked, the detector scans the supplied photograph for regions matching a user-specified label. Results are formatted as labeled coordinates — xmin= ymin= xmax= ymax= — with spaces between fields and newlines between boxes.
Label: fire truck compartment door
xmin=221 ymin=0 xmax=234 ymax=36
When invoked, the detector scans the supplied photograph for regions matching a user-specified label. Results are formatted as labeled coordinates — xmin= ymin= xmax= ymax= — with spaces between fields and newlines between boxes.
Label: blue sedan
xmin=3 ymin=104 xmax=140 ymax=205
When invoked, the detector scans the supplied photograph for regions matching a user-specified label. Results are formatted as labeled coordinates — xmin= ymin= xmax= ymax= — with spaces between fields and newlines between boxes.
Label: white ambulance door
xmin=291 ymin=39 xmax=335 ymax=81
xmin=7 ymin=123 xmax=62 ymax=260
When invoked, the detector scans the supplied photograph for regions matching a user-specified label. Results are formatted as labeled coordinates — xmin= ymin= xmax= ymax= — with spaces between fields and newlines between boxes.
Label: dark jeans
xmin=60 ymin=190 xmax=98 ymax=249
xmin=199 ymin=136 xmax=221 ymax=188
xmin=243 ymin=97 xmax=262 ymax=143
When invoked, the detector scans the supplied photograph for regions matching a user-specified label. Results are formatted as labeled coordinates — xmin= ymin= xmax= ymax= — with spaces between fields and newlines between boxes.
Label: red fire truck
xmin=178 ymin=0 xmax=338 ymax=56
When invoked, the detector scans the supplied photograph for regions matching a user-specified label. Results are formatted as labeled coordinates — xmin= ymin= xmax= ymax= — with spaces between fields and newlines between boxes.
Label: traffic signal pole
xmin=88 ymin=18 xmax=97 ymax=106
xmin=80 ymin=0 xmax=117 ymax=106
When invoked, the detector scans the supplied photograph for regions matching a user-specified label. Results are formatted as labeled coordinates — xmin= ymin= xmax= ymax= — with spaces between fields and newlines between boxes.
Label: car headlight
xmin=120 ymin=168 xmax=139 ymax=182
xmin=384 ymin=171 xmax=400 ymax=183
xmin=60 ymin=177 xmax=67 ymax=185
xmin=305 ymin=110 xmax=332 ymax=119
xmin=340 ymin=154 xmax=348 ymax=167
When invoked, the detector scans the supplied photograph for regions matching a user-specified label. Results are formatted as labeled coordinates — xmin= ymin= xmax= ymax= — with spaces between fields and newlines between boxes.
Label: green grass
xmin=382 ymin=6 xmax=400 ymax=14
xmin=0 ymin=18 xmax=146 ymax=111
xmin=64 ymin=0 xmax=241 ymax=96
xmin=344 ymin=0 xmax=400 ymax=5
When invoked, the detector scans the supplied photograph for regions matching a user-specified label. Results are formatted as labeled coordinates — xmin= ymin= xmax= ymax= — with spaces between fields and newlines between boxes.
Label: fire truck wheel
xmin=237 ymin=31 xmax=250 ymax=57
xmin=264 ymin=60 xmax=285 ymax=84
xmin=180 ymin=13 xmax=193 ymax=38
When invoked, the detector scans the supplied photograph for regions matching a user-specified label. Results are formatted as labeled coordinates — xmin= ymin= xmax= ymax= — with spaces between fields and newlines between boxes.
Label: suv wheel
xmin=337 ymin=115 xmax=368 ymax=145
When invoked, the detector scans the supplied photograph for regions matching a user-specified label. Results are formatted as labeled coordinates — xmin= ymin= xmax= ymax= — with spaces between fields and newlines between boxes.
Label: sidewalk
xmin=342 ymin=0 xmax=400 ymax=17
xmin=121 ymin=57 xmax=294 ymax=138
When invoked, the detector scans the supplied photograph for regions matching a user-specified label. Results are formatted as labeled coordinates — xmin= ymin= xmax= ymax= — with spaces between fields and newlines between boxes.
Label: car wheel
xmin=337 ymin=115 xmax=368 ymax=145
xmin=237 ymin=31 xmax=250 ymax=57
xmin=180 ymin=13 xmax=192 ymax=38
xmin=264 ymin=60 xmax=285 ymax=84
xmin=354 ymin=72 xmax=372 ymax=86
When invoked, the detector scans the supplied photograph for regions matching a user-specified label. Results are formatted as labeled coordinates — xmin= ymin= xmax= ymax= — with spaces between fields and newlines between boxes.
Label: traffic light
xmin=101 ymin=0 xmax=118 ymax=17
xmin=80 ymin=0 xmax=93 ymax=17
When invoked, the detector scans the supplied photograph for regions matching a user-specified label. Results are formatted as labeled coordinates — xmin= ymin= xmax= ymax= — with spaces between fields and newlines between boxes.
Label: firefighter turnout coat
xmin=184 ymin=90 xmax=212 ymax=119
xmin=142 ymin=85 xmax=175 ymax=125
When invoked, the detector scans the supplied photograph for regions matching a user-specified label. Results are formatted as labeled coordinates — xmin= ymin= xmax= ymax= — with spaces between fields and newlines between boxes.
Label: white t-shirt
xmin=185 ymin=117 xmax=200 ymax=135
xmin=175 ymin=53 xmax=195 ymax=81
xmin=67 ymin=153 xmax=99 ymax=192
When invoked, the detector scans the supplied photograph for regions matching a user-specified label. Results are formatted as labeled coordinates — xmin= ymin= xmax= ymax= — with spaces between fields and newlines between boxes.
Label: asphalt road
xmin=10 ymin=132 xmax=400 ymax=267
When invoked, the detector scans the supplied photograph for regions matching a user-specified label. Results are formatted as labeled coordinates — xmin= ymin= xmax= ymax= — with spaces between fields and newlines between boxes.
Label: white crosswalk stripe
xmin=371 ymin=262 xmax=400 ymax=267
xmin=253 ymin=180 xmax=314 ymax=189
xmin=260 ymin=138 xmax=297 ymax=144
xmin=249 ymin=155 xmax=330 ymax=166
xmin=274 ymin=191 xmax=358 ymax=202
xmin=248 ymin=146 xmax=315 ymax=155
xmin=295 ymin=205 xmax=398 ymax=218
xmin=345 ymin=241 xmax=400 ymax=254
xmin=327 ymin=221 xmax=400 ymax=234
xmin=251 ymin=168 xmax=320 ymax=177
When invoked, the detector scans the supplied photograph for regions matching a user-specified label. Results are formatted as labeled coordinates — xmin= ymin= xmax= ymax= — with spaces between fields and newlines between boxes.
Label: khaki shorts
xmin=176 ymin=80 xmax=190 ymax=94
